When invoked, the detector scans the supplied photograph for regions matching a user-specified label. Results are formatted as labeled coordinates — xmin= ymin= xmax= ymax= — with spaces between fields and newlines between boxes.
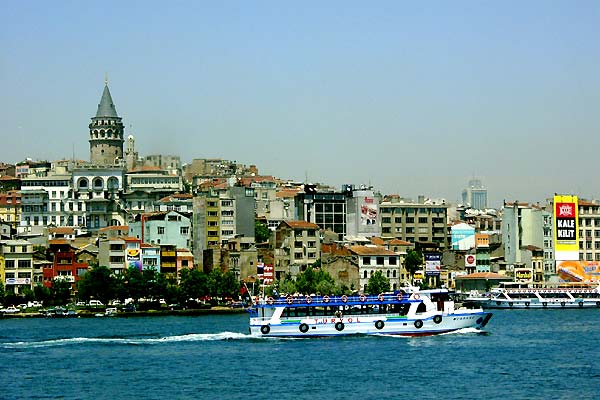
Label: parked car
xmin=229 ymin=301 xmax=245 ymax=309
xmin=88 ymin=300 xmax=104 ymax=307
xmin=1 ymin=305 xmax=20 ymax=314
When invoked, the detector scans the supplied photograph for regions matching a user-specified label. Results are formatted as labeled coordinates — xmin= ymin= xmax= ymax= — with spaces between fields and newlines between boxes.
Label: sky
xmin=1 ymin=1 xmax=599 ymax=208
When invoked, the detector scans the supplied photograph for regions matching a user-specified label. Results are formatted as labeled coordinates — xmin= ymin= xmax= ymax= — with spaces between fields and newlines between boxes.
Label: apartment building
xmin=379 ymin=197 xmax=449 ymax=248
xmin=273 ymin=220 xmax=321 ymax=279
xmin=1 ymin=240 xmax=35 ymax=294
xmin=350 ymin=245 xmax=401 ymax=292
xmin=577 ymin=200 xmax=600 ymax=262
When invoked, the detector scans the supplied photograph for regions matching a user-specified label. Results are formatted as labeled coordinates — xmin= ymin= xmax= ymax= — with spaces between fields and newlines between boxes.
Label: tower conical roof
xmin=95 ymin=84 xmax=119 ymax=118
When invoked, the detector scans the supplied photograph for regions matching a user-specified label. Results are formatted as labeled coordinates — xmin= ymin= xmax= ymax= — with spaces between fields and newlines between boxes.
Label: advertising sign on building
xmin=451 ymin=223 xmax=476 ymax=250
xmin=126 ymin=248 xmax=143 ymax=270
xmin=425 ymin=253 xmax=441 ymax=275
xmin=5 ymin=278 xmax=31 ymax=285
xmin=263 ymin=264 xmax=274 ymax=285
xmin=465 ymin=254 xmax=476 ymax=267
xmin=553 ymin=195 xmax=579 ymax=261
xmin=360 ymin=197 xmax=377 ymax=226
xmin=514 ymin=268 xmax=533 ymax=282
xmin=556 ymin=260 xmax=600 ymax=282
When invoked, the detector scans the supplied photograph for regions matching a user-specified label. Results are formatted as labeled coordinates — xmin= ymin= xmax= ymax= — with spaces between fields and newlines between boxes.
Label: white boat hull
xmin=250 ymin=311 xmax=492 ymax=337
xmin=477 ymin=299 xmax=600 ymax=309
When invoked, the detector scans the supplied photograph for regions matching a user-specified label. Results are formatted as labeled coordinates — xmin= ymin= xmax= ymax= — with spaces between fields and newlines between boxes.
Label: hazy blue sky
xmin=2 ymin=1 xmax=599 ymax=207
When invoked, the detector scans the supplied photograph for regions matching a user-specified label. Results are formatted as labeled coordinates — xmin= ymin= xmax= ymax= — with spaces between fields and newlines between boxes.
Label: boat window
xmin=416 ymin=302 xmax=427 ymax=314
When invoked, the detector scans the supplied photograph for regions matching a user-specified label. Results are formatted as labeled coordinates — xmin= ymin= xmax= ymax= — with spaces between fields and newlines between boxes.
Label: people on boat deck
xmin=335 ymin=310 xmax=343 ymax=318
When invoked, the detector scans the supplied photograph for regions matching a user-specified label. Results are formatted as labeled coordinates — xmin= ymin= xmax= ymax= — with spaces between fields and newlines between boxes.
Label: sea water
xmin=1 ymin=310 xmax=598 ymax=400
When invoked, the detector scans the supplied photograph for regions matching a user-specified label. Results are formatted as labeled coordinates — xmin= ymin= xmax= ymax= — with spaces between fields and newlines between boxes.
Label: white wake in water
xmin=1 ymin=332 xmax=258 ymax=349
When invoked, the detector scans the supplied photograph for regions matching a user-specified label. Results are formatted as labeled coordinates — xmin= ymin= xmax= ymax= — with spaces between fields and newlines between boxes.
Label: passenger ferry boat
xmin=465 ymin=283 xmax=600 ymax=309
xmin=249 ymin=289 xmax=492 ymax=337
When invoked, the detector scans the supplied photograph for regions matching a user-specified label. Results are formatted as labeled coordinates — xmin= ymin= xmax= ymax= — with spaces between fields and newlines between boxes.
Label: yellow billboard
xmin=553 ymin=195 xmax=579 ymax=261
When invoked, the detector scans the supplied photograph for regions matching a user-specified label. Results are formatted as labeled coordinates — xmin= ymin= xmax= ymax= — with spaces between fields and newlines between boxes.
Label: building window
xmin=157 ymin=227 xmax=165 ymax=235
xmin=389 ymin=257 xmax=397 ymax=265
xmin=180 ymin=227 xmax=189 ymax=235
xmin=376 ymin=257 xmax=384 ymax=265
xmin=363 ymin=257 xmax=371 ymax=265
xmin=294 ymin=252 xmax=303 ymax=259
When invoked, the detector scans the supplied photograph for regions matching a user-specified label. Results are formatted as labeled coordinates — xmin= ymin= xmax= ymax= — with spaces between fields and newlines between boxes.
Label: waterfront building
xmin=0 ymin=239 xmax=35 ymax=294
xmin=98 ymin=237 xmax=126 ymax=275
xmin=160 ymin=244 xmax=177 ymax=277
xmin=273 ymin=220 xmax=320 ymax=279
xmin=542 ymin=209 xmax=555 ymax=279
xmin=350 ymin=244 xmax=401 ymax=292
xmin=176 ymin=248 xmax=194 ymax=274
xmin=192 ymin=186 xmax=255 ymax=262
xmin=44 ymin=241 xmax=89 ymax=290
xmin=379 ymin=196 xmax=449 ymax=249
xmin=475 ymin=233 xmax=491 ymax=273
xmin=577 ymin=200 xmax=600 ymax=263
xmin=89 ymin=82 xmax=124 ymax=166
xmin=141 ymin=243 xmax=161 ymax=271
xmin=223 ymin=236 xmax=258 ymax=282
xmin=502 ymin=201 xmax=544 ymax=267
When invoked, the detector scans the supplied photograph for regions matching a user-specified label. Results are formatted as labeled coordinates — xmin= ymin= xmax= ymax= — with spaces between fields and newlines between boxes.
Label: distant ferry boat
xmin=465 ymin=283 xmax=600 ymax=309
xmin=249 ymin=289 xmax=492 ymax=337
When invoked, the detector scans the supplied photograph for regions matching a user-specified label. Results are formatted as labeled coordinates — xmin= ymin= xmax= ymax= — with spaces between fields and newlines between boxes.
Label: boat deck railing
xmin=255 ymin=293 xmax=418 ymax=308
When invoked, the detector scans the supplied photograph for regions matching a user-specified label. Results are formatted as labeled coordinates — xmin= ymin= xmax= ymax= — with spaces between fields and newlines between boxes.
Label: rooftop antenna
xmin=105 ymin=72 xmax=109 ymax=86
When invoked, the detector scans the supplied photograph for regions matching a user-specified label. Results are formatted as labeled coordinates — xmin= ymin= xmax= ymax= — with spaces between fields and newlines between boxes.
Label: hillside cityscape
xmin=0 ymin=82 xmax=597 ymax=307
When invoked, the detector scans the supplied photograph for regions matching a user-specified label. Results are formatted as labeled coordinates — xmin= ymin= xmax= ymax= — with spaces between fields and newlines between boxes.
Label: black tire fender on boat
xmin=433 ymin=315 xmax=442 ymax=324
xmin=299 ymin=323 xmax=309 ymax=333
xmin=579 ymin=302 xmax=584 ymax=308
xmin=260 ymin=325 xmax=270 ymax=335
xmin=375 ymin=320 xmax=384 ymax=330
xmin=561 ymin=302 xmax=566 ymax=307
xmin=414 ymin=320 xmax=423 ymax=329
xmin=542 ymin=302 xmax=547 ymax=308
xmin=596 ymin=301 xmax=600 ymax=308
xmin=335 ymin=322 xmax=344 ymax=331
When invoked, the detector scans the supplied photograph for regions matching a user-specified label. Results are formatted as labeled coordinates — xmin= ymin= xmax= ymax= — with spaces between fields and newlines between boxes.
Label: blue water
xmin=1 ymin=310 xmax=598 ymax=400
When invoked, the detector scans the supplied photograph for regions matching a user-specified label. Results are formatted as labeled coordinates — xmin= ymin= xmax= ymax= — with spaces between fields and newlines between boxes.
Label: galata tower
xmin=89 ymin=81 xmax=124 ymax=165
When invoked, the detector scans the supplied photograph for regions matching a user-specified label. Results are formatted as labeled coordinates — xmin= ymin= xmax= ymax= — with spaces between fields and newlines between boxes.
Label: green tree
xmin=21 ymin=286 xmax=35 ymax=302
xmin=255 ymin=220 xmax=271 ymax=243
xmin=51 ymin=279 xmax=72 ymax=305
xmin=34 ymin=284 xmax=51 ymax=304
xmin=0 ymin=282 xmax=5 ymax=305
xmin=77 ymin=265 xmax=116 ymax=305
xmin=220 ymin=271 xmax=241 ymax=299
xmin=278 ymin=276 xmax=297 ymax=296
xmin=179 ymin=268 xmax=209 ymax=300
xmin=367 ymin=270 xmax=390 ymax=294
xmin=124 ymin=267 xmax=145 ymax=303
xmin=404 ymin=250 xmax=423 ymax=280
xmin=295 ymin=267 xmax=316 ymax=294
